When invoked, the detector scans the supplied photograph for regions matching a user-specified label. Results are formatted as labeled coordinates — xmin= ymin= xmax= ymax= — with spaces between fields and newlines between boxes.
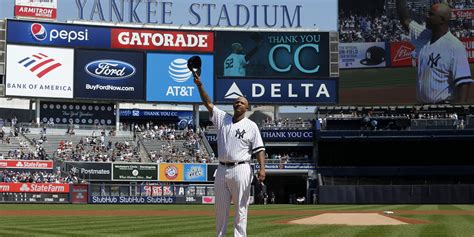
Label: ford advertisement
xmin=7 ymin=19 xmax=110 ymax=48
xmin=74 ymin=49 xmax=145 ymax=101
xmin=146 ymin=53 xmax=214 ymax=103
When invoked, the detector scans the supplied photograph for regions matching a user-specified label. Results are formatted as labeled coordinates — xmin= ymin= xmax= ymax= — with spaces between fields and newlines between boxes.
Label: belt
xmin=219 ymin=161 xmax=247 ymax=167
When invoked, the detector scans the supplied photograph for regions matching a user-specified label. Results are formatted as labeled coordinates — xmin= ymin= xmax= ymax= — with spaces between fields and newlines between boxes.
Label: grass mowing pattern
xmin=1 ymin=204 xmax=474 ymax=236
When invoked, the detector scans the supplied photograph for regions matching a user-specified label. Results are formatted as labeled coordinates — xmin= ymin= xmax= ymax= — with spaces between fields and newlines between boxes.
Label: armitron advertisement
xmin=6 ymin=45 xmax=74 ymax=99
xmin=74 ymin=49 xmax=145 ymax=101
xmin=15 ymin=0 xmax=57 ymax=20
xmin=146 ymin=53 xmax=214 ymax=103
xmin=215 ymin=31 xmax=330 ymax=78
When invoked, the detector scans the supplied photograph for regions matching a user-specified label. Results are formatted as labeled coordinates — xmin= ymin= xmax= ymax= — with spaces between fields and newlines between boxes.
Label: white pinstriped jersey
xmin=212 ymin=106 xmax=265 ymax=162
xmin=224 ymin=53 xmax=248 ymax=76
xmin=409 ymin=21 xmax=472 ymax=103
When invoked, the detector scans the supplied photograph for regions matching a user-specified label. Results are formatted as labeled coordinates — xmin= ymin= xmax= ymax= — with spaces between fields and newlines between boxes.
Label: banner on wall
xmin=215 ymin=31 xmax=330 ymax=78
xmin=41 ymin=102 xmax=115 ymax=125
xmin=215 ymin=78 xmax=337 ymax=104
xmin=113 ymin=163 xmax=158 ymax=181
xmin=146 ymin=53 xmax=214 ymax=103
xmin=159 ymin=164 xmax=184 ymax=182
xmin=461 ymin=38 xmax=474 ymax=63
xmin=15 ymin=0 xmax=57 ymax=20
xmin=74 ymin=49 xmax=145 ymax=101
xmin=183 ymin=164 xmax=207 ymax=182
xmin=0 ymin=183 xmax=69 ymax=193
xmin=389 ymin=41 xmax=416 ymax=67
xmin=339 ymin=42 xmax=387 ymax=69
xmin=111 ymin=28 xmax=214 ymax=52
xmin=0 ymin=160 xmax=53 ymax=169
xmin=65 ymin=162 xmax=112 ymax=180
xmin=6 ymin=45 xmax=74 ymax=98
xmin=451 ymin=9 xmax=474 ymax=20
xmin=6 ymin=19 xmax=110 ymax=48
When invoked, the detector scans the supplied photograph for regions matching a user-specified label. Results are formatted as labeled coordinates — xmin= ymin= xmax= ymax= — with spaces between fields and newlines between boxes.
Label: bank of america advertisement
xmin=74 ymin=50 xmax=145 ymax=101
xmin=6 ymin=19 xmax=110 ymax=48
xmin=146 ymin=53 xmax=214 ymax=103
xmin=215 ymin=78 xmax=337 ymax=104
xmin=215 ymin=31 xmax=330 ymax=78
xmin=6 ymin=44 xmax=74 ymax=98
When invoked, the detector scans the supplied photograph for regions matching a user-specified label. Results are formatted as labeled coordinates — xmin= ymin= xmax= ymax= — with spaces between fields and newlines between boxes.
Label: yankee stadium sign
xmin=60 ymin=0 xmax=338 ymax=30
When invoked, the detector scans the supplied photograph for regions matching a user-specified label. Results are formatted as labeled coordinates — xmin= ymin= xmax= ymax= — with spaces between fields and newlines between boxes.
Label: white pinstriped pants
xmin=215 ymin=163 xmax=253 ymax=237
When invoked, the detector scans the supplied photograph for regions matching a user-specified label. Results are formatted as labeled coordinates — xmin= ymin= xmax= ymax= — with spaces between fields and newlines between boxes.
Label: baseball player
xmin=193 ymin=70 xmax=266 ymax=237
xmin=223 ymin=34 xmax=262 ymax=77
xmin=397 ymin=0 xmax=472 ymax=103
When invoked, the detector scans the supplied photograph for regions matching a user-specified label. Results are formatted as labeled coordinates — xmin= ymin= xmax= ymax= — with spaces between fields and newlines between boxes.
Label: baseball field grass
xmin=1 ymin=204 xmax=474 ymax=236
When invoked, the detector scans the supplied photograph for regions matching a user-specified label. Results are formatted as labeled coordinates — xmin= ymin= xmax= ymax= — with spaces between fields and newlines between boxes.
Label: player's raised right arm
xmin=396 ymin=0 xmax=413 ymax=31
xmin=193 ymin=71 xmax=214 ymax=113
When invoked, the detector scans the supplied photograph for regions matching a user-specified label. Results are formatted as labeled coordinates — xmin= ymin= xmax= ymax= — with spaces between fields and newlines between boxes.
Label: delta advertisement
xmin=111 ymin=28 xmax=214 ymax=52
xmin=146 ymin=53 xmax=214 ymax=103
xmin=40 ymin=101 xmax=115 ymax=126
xmin=5 ymin=45 xmax=74 ymax=99
xmin=6 ymin=19 xmax=110 ymax=48
xmin=0 ymin=160 xmax=53 ymax=169
xmin=339 ymin=42 xmax=387 ymax=69
xmin=215 ymin=31 xmax=330 ymax=78
xmin=14 ymin=0 xmax=57 ymax=20
xmin=74 ymin=50 xmax=145 ymax=101
xmin=215 ymin=78 xmax=337 ymax=104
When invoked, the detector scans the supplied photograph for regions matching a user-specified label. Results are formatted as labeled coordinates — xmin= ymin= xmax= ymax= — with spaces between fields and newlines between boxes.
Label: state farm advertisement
xmin=0 ymin=183 xmax=70 ymax=193
xmin=111 ymin=28 xmax=214 ymax=52
xmin=15 ymin=0 xmax=57 ymax=20
xmin=461 ymin=38 xmax=473 ymax=63
xmin=390 ymin=41 xmax=416 ymax=67
xmin=451 ymin=9 xmax=474 ymax=20
xmin=0 ymin=160 xmax=53 ymax=169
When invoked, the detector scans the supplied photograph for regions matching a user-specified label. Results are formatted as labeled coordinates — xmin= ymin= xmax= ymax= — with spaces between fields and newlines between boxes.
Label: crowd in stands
xmin=0 ymin=170 xmax=82 ymax=184
xmin=264 ymin=152 xmax=312 ymax=163
xmin=339 ymin=1 xmax=473 ymax=43
xmin=140 ymin=125 xmax=213 ymax=163
xmin=55 ymin=135 xmax=140 ymax=162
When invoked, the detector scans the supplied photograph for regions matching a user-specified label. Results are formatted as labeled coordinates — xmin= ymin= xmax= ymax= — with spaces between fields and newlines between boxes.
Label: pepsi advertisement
xmin=74 ymin=49 xmax=145 ymax=101
xmin=146 ymin=53 xmax=214 ymax=103
xmin=6 ymin=19 xmax=110 ymax=48
xmin=215 ymin=31 xmax=330 ymax=78
xmin=215 ymin=78 xmax=337 ymax=104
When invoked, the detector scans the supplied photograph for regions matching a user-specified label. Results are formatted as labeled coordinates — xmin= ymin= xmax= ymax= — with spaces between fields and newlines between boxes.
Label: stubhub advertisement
xmin=146 ymin=53 xmax=213 ymax=103
xmin=6 ymin=19 xmax=110 ymax=48
xmin=74 ymin=49 xmax=145 ymax=101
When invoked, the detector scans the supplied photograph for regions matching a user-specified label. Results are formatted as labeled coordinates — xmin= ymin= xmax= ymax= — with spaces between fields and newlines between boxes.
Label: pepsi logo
xmin=85 ymin=60 xmax=135 ymax=80
xmin=168 ymin=58 xmax=192 ymax=83
xmin=31 ymin=23 xmax=47 ymax=41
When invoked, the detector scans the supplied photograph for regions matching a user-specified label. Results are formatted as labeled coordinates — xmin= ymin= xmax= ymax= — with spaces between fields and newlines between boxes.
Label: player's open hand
xmin=258 ymin=169 xmax=266 ymax=183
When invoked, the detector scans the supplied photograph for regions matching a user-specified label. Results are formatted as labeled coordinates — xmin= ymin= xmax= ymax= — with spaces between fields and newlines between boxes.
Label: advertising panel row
xmin=0 ymin=160 xmax=53 ymax=169
xmin=0 ymin=182 xmax=70 ymax=193
xmin=65 ymin=162 xmax=208 ymax=182
xmin=40 ymin=101 xmax=115 ymax=125
xmin=205 ymin=129 xmax=313 ymax=143
xmin=5 ymin=44 xmax=213 ymax=103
